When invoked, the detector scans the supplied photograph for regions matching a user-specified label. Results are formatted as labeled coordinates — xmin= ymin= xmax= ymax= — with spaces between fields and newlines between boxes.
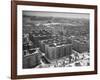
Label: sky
xmin=23 ymin=11 xmax=89 ymax=19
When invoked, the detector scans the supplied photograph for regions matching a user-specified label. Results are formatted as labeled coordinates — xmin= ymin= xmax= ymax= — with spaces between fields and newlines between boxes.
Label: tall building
xmin=39 ymin=38 xmax=72 ymax=60
xmin=72 ymin=39 xmax=89 ymax=53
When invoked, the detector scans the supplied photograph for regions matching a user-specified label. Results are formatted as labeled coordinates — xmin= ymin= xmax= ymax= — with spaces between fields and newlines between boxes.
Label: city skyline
xmin=23 ymin=11 xmax=90 ymax=19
